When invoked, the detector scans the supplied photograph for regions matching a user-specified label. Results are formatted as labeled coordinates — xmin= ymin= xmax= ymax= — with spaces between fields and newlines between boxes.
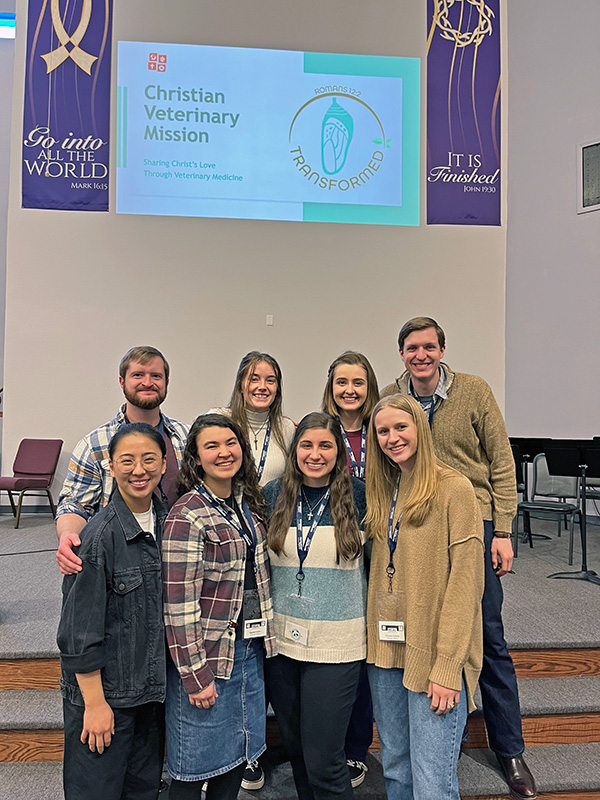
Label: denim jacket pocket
xmin=111 ymin=568 xmax=143 ymax=622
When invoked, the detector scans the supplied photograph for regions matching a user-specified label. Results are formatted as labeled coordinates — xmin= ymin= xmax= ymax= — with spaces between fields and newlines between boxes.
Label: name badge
xmin=244 ymin=618 xmax=267 ymax=639
xmin=284 ymin=620 xmax=309 ymax=646
xmin=378 ymin=620 xmax=405 ymax=642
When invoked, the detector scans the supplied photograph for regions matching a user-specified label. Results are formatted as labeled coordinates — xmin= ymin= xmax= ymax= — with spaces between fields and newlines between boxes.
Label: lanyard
xmin=196 ymin=484 xmax=257 ymax=554
xmin=295 ymin=488 xmax=331 ymax=595
xmin=338 ymin=420 xmax=367 ymax=480
xmin=386 ymin=475 xmax=402 ymax=592
xmin=256 ymin=420 xmax=271 ymax=481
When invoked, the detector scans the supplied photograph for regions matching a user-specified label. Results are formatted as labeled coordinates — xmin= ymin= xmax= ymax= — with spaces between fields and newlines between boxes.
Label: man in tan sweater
xmin=381 ymin=316 xmax=537 ymax=800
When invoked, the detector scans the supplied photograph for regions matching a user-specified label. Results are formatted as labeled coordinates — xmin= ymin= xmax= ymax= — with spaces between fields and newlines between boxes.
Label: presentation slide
xmin=116 ymin=43 xmax=420 ymax=225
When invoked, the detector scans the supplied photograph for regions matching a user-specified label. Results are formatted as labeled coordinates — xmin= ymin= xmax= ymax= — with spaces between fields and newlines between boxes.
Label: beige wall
xmin=4 ymin=0 xmax=507 ymax=488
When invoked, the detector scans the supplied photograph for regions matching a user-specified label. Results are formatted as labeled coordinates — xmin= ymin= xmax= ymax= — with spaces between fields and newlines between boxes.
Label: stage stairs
xmin=1 ymin=646 xmax=600 ymax=799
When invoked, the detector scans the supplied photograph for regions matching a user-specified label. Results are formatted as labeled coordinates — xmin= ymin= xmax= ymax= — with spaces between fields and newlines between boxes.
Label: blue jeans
xmin=479 ymin=520 xmax=525 ymax=757
xmin=368 ymin=665 xmax=466 ymax=800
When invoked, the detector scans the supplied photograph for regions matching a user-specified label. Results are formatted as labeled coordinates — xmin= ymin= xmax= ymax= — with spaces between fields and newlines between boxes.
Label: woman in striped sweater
xmin=264 ymin=412 xmax=366 ymax=800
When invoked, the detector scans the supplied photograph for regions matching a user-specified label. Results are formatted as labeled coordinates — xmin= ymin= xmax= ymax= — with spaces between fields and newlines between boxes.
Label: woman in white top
xmin=210 ymin=351 xmax=296 ymax=488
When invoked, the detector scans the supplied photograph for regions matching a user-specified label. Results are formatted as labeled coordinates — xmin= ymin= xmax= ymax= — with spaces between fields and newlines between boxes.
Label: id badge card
xmin=376 ymin=589 xmax=406 ymax=642
xmin=284 ymin=594 xmax=314 ymax=647
xmin=242 ymin=589 xmax=266 ymax=639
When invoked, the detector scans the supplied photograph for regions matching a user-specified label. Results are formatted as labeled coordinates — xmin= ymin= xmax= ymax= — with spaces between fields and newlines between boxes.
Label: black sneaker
xmin=347 ymin=759 xmax=368 ymax=788
xmin=241 ymin=761 xmax=265 ymax=790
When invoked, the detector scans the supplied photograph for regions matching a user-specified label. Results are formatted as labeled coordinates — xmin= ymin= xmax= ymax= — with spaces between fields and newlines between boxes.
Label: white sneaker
xmin=241 ymin=761 xmax=265 ymax=790
xmin=347 ymin=759 xmax=368 ymax=788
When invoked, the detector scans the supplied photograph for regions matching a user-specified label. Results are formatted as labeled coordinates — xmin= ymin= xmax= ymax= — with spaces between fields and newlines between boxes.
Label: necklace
xmin=301 ymin=487 xmax=328 ymax=521
xmin=248 ymin=419 xmax=268 ymax=450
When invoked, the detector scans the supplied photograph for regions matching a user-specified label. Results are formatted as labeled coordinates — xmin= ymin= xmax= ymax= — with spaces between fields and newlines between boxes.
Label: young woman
xmin=210 ymin=351 xmax=296 ymax=486
xmin=265 ymin=412 xmax=367 ymax=800
xmin=58 ymin=423 xmax=168 ymax=800
xmin=321 ymin=351 xmax=379 ymax=787
xmin=365 ymin=395 xmax=485 ymax=800
xmin=322 ymin=351 xmax=379 ymax=482
xmin=162 ymin=413 xmax=276 ymax=800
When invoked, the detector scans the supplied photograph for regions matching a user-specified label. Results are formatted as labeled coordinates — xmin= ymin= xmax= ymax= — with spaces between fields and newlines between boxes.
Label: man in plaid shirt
xmin=56 ymin=346 xmax=189 ymax=575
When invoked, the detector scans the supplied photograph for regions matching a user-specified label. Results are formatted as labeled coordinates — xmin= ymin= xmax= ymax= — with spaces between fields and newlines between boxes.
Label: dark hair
xmin=398 ymin=317 xmax=446 ymax=351
xmin=267 ymin=412 xmax=362 ymax=562
xmin=321 ymin=351 xmax=379 ymax=422
xmin=176 ymin=413 xmax=267 ymax=523
xmin=228 ymin=351 xmax=288 ymax=453
xmin=119 ymin=346 xmax=170 ymax=381
xmin=108 ymin=423 xmax=166 ymax=460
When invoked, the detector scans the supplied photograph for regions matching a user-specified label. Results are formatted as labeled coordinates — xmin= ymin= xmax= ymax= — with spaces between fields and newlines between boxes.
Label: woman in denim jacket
xmin=162 ymin=413 xmax=276 ymax=800
xmin=57 ymin=423 xmax=168 ymax=800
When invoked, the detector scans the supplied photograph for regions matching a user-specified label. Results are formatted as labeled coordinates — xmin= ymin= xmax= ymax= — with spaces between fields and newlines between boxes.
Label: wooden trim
xmin=465 ymin=713 xmax=600 ymax=749
xmin=464 ymin=794 xmax=600 ymax=800
xmin=0 ymin=730 xmax=63 ymax=762
xmin=512 ymin=648 xmax=600 ymax=677
xmin=0 ymin=659 xmax=61 ymax=691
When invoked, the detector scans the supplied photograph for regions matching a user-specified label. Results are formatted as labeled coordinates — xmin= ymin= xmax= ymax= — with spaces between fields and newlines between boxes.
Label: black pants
xmin=344 ymin=660 xmax=373 ymax=762
xmin=63 ymin=699 xmax=165 ymax=800
xmin=168 ymin=762 xmax=245 ymax=800
xmin=266 ymin=655 xmax=361 ymax=800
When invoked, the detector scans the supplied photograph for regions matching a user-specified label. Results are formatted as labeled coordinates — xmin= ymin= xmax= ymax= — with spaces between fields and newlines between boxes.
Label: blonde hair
xmin=365 ymin=394 xmax=440 ymax=534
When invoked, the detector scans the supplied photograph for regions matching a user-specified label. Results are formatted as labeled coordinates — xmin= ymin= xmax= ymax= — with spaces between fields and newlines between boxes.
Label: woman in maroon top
xmin=321 ymin=350 xmax=379 ymax=787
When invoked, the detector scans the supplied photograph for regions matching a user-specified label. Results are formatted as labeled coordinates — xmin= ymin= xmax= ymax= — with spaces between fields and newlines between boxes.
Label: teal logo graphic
xmin=321 ymin=98 xmax=353 ymax=175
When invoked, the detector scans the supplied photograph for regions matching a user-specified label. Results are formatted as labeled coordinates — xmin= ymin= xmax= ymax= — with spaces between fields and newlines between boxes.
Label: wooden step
xmin=0 ymin=730 xmax=63 ymax=763
xmin=463 ymin=794 xmax=600 ymax=800
xmin=0 ymin=660 xmax=60 ymax=691
xmin=512 ymin=648 xmax=600 ymax=678
xmin=465 ymin=711 xmax=600 ymax=748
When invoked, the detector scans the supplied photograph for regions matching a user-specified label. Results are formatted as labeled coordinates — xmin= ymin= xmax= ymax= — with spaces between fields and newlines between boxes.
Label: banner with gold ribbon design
xmin=427 ymin=0 xmax=501 ymax=225
xmin=22 ymin=0 xmax=113 ymax=210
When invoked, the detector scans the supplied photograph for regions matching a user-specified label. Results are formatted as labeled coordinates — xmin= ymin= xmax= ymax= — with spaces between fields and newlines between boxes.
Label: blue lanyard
xmin=387 ymin=476 xmax=402 ymax=591
xmin=338 ymin=420 xmax=367 ymax=480
xmin=256 ymin=420 xmax=271 ymax=481
xmin=295 ymin=488 xmax=331 ymax=595
xmin=196 ymin=484 xmax=257 ymax=554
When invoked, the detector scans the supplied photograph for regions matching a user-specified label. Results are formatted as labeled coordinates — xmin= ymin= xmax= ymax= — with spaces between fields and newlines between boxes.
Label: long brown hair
xmin=321 ymin=351 xmax=380 ymax=423
xmin=176 ymin=413 xmax=267 ymax=524
xmin=267 ymin=412 xmax=362 ymax=562
xmin=228 ymin=351 xmax=288 ymax=452
xmin=365 ymin=395 xmax=441 ymax=533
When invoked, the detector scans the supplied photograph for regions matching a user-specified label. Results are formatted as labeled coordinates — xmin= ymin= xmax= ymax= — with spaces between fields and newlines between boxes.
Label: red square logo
xmin=149 ymin=52 xmax=158 ymax=61
xmin=148 ymin=61 xmax=156 ymax=70
xmin=158 ymin=54 xmax=167 ymax=64
xmin=157 ymin=63 xmax=166 ymax=72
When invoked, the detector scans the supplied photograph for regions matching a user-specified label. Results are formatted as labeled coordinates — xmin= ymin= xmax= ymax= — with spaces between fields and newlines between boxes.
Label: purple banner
xmin=427 ymin=0 xmax=500 ymax=225
xmin=22 ymin=0 xmax=113 ymax=211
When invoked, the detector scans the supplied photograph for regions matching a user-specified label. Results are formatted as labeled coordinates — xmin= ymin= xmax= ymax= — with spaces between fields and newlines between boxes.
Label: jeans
xmin=266 ymin=655 xmax=361 ymax=800
xmin=368 ymin=666 xmax=466 ymax=800
xmin=62 ymin=699 xmax=164 ymax=800
xmin=479 ymin=520 xmax=525 ymax=757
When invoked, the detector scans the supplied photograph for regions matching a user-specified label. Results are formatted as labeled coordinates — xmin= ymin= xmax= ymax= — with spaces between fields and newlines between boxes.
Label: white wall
xmin=505 ymin=0 xmax=600 ymax=438
xmin=0 ymin=0 xmax=16 ymax=455
xmin=4 ymin=0 xmax=508 ymax=489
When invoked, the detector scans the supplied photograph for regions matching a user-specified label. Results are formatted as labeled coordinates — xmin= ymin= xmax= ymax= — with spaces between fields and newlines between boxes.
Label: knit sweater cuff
xmin=494 ymin=513 xmax=516 ymax=533
xmin=428 ymin=653 xmax=464 ymax=691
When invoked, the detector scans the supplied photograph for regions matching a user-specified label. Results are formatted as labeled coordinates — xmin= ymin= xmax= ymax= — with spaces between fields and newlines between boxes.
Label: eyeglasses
xmin=113 ymin=455 xmax=163 ymax=472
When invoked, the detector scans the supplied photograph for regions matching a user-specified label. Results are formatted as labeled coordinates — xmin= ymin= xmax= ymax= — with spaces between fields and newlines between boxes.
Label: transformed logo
xmin=289 ymin=92 xmax=390 ymax=194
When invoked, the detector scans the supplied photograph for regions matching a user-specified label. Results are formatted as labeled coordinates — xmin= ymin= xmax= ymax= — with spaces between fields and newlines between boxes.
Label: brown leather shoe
xmin=497 ymin=755 xmax=537 ymax=799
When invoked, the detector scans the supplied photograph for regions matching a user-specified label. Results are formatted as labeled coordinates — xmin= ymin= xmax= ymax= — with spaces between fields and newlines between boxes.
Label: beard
xmin=123 ymin=385 xmax=167 ymax=411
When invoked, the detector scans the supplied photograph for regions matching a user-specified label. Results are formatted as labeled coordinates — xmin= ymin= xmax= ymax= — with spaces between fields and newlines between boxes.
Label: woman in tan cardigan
xmin=365 ymin=394 xmax=484 ymax=800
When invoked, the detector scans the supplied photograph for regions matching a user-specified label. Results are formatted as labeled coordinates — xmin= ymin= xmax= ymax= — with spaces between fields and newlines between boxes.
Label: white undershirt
xmin=133 ymin=507 xmax=156 ymax=539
